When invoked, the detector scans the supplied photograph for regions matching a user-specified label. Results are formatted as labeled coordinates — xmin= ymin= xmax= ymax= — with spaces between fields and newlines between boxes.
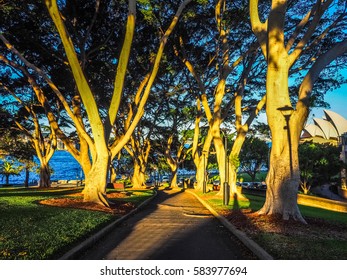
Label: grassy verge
xmin=197 ymin=191 xmax=347 ymax=259
xmin=0 ymin=188 xmax=153 ymax=260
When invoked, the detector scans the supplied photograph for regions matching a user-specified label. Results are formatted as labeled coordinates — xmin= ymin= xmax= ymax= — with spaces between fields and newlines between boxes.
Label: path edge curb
xmin=58 ymin=189 xmax=158 ymax=260
xmin=186 ymin=190 xmax=274 ymax=260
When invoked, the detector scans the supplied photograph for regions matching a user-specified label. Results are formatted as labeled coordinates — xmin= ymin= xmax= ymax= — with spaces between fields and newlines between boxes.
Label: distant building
xmin=301 ymin=110 xmax=347 ymax=145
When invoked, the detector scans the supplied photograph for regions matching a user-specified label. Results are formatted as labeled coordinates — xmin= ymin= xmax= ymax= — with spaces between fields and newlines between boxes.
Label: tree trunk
xmin=217 ymin=132 xmax=245 ymax=199
xmin=258 ymin=136 xmax=304 ymax=222
xmin=259 ymin=64 xmax=306 ymax=223
xmin=195 ymin=153 xmax=208 ymax=191
xmin=195 ymin=129 xmax=213 ymax=191
xmin=5 ymin=175 xmax=9 ymax=185
xmin=24 ymin=166 xmax=29 ymax=188
xmin=110 ymin=165 xmax=117 ymax=183
xmin=213 ymin=133 xmax=226 ymax=192
xmin=170 ymin=170 xmax=178 ymax=188
xmin=38 ymin=162 xmax=51 ymax=188
xmin=167 ymin=158 xmax=179 ymax=188
xmin=132 ymin=161 xmax=146 ymax=188
xmin=83 ymin=154 xmax=110 ymax=206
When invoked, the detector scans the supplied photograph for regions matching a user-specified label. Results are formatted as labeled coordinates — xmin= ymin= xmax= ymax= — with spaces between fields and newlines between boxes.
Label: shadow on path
xmin=77 ymin=188 xmax=257 ymax=260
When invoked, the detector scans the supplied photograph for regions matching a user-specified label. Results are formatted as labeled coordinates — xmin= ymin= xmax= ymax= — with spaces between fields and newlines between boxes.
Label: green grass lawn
xmin=0 ymin=187 xmax=153 ymax=260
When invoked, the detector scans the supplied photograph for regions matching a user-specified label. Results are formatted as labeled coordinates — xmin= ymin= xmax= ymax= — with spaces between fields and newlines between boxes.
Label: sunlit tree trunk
xmin=166 ymin=153 xmax=179 ymax=188
xmin=83 ymin=152 xmax=110 ymax=205
xmin=258 ymin=61 xmax=305 ymax=222
xmin=227 ymin=133 xmax=246 ymax=195
xmin=170 ymin=168 xmax=178 ymax=188
xmin=249 ymin=0 xmax=346 ymax=222
xmin=195 ymin=158 xmax=205 ymax=191
xmin=195 ymin=131 xmax=213 ymax=191
xmin=250 ymin=0 xmax=306 ymax=222
xmin=132 ymin=160 xmax=146 ymax=188
xmin=110 ymin=165 xmax=117 ymax=183
xmin=259 ymin=107 xmax=303 ymax=221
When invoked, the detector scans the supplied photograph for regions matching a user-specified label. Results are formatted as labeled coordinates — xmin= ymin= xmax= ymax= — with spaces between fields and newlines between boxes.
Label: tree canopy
xmin=1 ymin=0 xmax=346 ymax=221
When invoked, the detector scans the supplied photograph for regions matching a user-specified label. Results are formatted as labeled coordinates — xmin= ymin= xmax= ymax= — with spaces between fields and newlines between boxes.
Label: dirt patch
xmin=39 ymin=192 xmax=136 ymax=215
xmin=222 ymin=209 xmax=347 ymax=241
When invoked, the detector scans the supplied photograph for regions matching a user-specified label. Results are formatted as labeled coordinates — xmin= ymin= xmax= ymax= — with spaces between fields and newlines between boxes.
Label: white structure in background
xmin=301 ymin=110 xmax=347 ymax=199
xmin=301 ymin=110 xmax=347 ymax=144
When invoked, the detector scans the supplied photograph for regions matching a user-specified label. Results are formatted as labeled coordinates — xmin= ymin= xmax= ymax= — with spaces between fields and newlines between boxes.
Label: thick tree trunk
xmin=195 ymin=130 xmax=213 ymax=191
xmin=228 ymin=166 xmax=238 ymax=194
xmin=216 ymin=133 xmax=245 ymax=199
xmin=167 ymin=159 xmax=179 ymax=188
xmin=38 ymin=162 xmax=51 ymax=188
xmin=170 ymin=170 xmax=178 ymax=188
xmin=83 ymin=154 xmax=110 ymax=206
xmin=259 ymin=63 xmax=306 ymax=223
xmin=195 ymin=153 xmax=208 ymax=191
xmin=132 ymin=161 xmax=146 ymax=188
xmin=258 ymin=136 xmax=304 ymax=222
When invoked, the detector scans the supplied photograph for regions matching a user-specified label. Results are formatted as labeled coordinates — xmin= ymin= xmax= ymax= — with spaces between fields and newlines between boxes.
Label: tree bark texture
xmin=259 ymin=63 xmax=306 ymax=222
xmin=132 ymin=160 xmax=146 ymax=188
xmin=83 ymin=154 xmax=110 ymax=206
xmin=38 ymin=162 xmax=51 ymax=188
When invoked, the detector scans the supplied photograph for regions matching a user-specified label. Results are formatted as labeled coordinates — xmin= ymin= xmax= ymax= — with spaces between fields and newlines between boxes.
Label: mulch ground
xmin=39 ymin=192 xmax=136 ymax=215
xmin=221 ymin=208 xmax=347 ymax=241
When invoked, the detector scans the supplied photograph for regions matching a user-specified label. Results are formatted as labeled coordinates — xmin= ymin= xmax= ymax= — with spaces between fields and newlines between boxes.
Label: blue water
xmin=1 ymin=150 xmax=84 ymax=185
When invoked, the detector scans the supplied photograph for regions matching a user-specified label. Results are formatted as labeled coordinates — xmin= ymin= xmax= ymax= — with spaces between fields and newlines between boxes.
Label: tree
xmin=0 ymin=159 xmax=22 ymax=185
xmin=250 ymin=0 xmax=347 ymax=222
xmin=0 ymin=130 xmax=37 ymax=187
xmin=299 ymin=141 xmax=342 ymax=194
xmin=174 ymin=0 xmax=267 ymax=199
xmin=0 ymin=82 xmax=57 ymax=187
xmin=239 ymin=136 xmax=269 ymax=182
xmin=1 ymin=0 xmax=193 ymax=206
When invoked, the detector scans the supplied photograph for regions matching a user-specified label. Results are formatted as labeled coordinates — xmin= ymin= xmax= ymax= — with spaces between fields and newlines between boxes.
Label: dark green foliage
xmin=239 ymin=136 xmax=269 ymax=182
xmin=299 ymin=141 xmax=343 ymax=188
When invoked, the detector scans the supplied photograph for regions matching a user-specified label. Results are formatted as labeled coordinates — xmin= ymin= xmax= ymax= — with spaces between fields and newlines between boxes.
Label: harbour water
xmin=0 ymin=150 xmax=83 ymax=185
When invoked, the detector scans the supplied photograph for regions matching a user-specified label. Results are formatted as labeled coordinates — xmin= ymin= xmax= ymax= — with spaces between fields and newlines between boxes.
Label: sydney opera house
xmin=301 ymin=110 xmax=347 ymax=144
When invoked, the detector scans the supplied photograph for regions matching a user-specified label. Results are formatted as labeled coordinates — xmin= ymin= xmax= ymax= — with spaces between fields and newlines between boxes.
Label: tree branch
xmin=249 ymin=0 xmax=268 ymax=59
xmin=288 ymin=0 xmax=333 ymax=67
xmin=110 ymin=0 xmax=193 ymax=156
xmin=107 ymin=0 xmax=136 ymax=138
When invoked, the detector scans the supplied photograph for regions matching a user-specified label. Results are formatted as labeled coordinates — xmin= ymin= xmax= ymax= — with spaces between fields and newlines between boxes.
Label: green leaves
xmin=299 ymin=141 xmax=343 ymax=187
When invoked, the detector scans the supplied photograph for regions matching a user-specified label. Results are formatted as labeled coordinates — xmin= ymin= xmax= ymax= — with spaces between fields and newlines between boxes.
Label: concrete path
xmin=78 ymin=188 xmax=256 ymax=260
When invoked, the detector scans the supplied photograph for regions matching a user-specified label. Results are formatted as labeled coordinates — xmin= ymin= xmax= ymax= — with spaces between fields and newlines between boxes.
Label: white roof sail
xmin=313 ymin=118 xmax=338 ymax=139
xmin=303 ymin=123 xmax=325 ymax=138
xmin=324 ymin=110 xmax=347 ymax=136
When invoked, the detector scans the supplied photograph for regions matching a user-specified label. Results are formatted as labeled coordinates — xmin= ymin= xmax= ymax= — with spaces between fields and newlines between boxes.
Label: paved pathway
xmin=78 ymin=189 xmax=256 ymax=260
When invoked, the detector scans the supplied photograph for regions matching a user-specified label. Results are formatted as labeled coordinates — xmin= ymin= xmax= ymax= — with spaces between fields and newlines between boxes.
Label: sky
xmin=255 ymin=83 xmax=347 ymax=126
xmin=309 ymin=83 xmax=347 ymax=123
